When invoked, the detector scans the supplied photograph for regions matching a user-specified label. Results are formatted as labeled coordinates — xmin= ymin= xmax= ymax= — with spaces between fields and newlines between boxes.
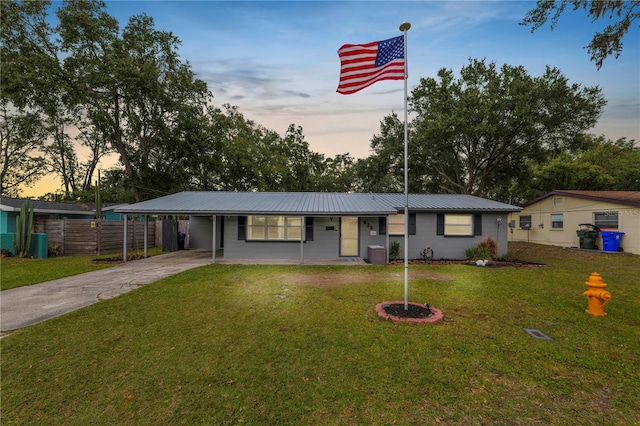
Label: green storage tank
xmin=28 ymin=233 xmax=48 ymax=258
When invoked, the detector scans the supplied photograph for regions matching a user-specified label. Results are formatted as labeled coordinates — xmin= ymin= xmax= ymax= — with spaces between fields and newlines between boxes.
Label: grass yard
xmin=0 ymin=248 xmax=163 ymax=291
xmin=1 ymin=243 xmax=639 ymax=425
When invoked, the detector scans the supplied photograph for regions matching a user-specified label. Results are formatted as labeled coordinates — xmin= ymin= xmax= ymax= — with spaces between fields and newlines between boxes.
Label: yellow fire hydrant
xmin=584 ymin=272 xmax=611 ymax=316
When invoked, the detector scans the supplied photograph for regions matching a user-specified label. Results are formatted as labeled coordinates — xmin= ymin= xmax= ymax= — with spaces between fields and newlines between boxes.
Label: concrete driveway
xmin=1 ymin=250 xmax=213 ymax=333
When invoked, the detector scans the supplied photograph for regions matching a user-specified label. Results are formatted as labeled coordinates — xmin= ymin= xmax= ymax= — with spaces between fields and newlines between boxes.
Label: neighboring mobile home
xmin=508 ymin=190 xmax=640 ymax=255
xmin=115 ymin=192 xmax=521 ymax=263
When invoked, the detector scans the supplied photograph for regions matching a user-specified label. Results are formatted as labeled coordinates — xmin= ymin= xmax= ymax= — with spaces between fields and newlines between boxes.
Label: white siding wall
xmin=508 ymin=197 xmax=640 ymax=255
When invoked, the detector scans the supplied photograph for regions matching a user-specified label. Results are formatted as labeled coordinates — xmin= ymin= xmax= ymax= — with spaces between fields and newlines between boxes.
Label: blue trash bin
xmin=601 ymin=231 xmax=625 ymax=252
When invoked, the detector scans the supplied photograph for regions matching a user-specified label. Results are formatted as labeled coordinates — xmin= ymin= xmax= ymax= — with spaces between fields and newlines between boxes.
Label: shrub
xmin=476 ymin=237 xmax=498 ymax=259
xmin=389 ymin=241 xmax=401 ymax=261
xmin=465 ymin=246 xmax=493 ymax=261
xmin=48 ymin=244 xmax=63 ymax=257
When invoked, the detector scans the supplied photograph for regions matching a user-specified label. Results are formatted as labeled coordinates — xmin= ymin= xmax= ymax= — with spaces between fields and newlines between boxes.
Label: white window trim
xmin=551 ymin=213 xmax=564 ymax=230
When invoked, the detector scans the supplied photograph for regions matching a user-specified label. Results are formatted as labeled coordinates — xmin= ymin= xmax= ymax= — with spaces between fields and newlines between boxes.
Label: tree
xmin=1 ymin=0 xmax=113 ymax=198
xmin=522 ymin=0 xmax=640 ymax=69
xmin=316 ymin=153 xmax=356 ymax=192
xmin=408 ymin=58 xmax=605 ymax=199
xmin=57 ymin=0 xmax=210 ymax=202
xmin=0 ymin=102 xmax=48 ymax=196
xmin=353 ymin=113 xmax=405 ymax=193
xmin=528 ymin=136 xmax=640 ymax=193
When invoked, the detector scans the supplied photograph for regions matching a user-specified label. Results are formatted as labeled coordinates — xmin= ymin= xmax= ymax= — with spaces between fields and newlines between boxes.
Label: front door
xmin=340 ymin=217 xmax=359 ymax=256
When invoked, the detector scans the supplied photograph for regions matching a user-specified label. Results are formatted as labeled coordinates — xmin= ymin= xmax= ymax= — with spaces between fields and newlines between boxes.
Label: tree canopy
xmin=1 ymin=1 xmax=636 ymax=204
xmin=360 ymin=59 xmax=607 ymax=201
xmin=522 ymin=0 xmax=640 ymax=69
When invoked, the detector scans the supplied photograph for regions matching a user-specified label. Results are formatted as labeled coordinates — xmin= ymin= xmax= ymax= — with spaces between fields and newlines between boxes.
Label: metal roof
xmin=115 ymin=192 xmax=521 ymax=215
xmin=1 ymin=197 xmax=120 ymax=214
xmin=375 ymin=193 xmax=520 ymax=211
xmin=522 ymin=190 xmax=640 ymax=208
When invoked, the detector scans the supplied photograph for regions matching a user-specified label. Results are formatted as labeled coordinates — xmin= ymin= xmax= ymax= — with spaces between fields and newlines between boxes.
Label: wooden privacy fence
xmin=35 ymin=219 xmax=156 ymax=256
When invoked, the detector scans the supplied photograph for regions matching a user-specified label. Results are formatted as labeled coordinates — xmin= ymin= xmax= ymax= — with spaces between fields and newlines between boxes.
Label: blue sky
xmin=95 ymin=1 xmax=639 ymax=159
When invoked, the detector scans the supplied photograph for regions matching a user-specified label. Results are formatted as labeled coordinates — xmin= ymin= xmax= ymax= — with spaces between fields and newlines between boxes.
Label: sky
xmin=23 ymin=0 xmax=640 ymax=197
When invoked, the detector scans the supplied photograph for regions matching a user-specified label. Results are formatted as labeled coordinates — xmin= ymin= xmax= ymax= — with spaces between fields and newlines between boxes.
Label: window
xmin=388 ymin=214 xmax=405 ymax=235
xmin=551 ymin=213 xmax=563 ymax=229
xmin=388 ymin=213 xmax=417 ymax=235
xmin=519 ymin=215 xmax=532 ymax=230
xmin=437 ymin=214 xmax=481 ymax=236
xmin=594 ymin=211 xmax=619 ymax=229
xmin=247 ymin=216 xmax=302 ymax=241
xmin=444 ymin=214 xmax=473 ymax=236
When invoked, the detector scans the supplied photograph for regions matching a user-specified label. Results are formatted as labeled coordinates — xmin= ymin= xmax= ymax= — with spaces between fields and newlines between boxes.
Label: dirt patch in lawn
xmin=284 ymin=270 xmax=453 ymax=288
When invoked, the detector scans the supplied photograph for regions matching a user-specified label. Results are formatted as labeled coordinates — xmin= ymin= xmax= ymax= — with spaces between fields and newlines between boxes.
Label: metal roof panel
xmin=115 ymin=192 xmax=521 ymax=215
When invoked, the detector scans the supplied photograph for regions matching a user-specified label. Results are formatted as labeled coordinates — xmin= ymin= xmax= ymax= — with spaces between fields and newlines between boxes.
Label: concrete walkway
xmin=0 ymin=250 xmax=213 ymax=333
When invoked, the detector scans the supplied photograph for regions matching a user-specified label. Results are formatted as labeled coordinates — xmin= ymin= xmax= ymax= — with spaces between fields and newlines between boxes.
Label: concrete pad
xmin=0 ymin=250 xmax=213 ymax=333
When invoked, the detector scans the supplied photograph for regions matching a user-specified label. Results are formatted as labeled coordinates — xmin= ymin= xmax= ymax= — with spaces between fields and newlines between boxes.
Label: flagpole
xmin=400 ymin=22 xmax=411 ymax=310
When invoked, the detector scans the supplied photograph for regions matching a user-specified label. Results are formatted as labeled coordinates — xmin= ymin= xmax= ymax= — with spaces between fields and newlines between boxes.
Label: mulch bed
xmin=384 ymin=303 xmax=434 ymax=318
xmin=375 ymin=301 xmax=444 ymax=324
xmin=387 ymin=259 xmax=544 ymax=267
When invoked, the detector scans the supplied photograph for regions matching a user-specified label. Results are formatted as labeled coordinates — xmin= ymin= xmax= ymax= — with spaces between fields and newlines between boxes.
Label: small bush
xmin=48 ymin=244 xmax=63 ymax=257
xmin=476 ymin=237 xmax=498 ymax=258
xmin=389 ymin=241 xmax=401 ymax=261
xmin=465 ymin=246 xmax=492 ymax=261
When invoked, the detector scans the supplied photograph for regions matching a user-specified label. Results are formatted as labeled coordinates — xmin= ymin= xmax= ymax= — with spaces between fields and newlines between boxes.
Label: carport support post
xmin=386 ymin=215 xmax=390 ymax=263
xmin=123 ymin=214 xmax=128 ymax=263
xmin=300 ymin=216 xmax=304 ymax=265
xmin=212 ymin=215 xmax=217 ymax=263
xmin=143 ymin=215 xmax=148 ymax=258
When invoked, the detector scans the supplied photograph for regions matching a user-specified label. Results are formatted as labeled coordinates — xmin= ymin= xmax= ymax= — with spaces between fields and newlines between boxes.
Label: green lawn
xmin=0 ymin=248 xmax=162 ymax=291
xmin=1 ymin=243 xmax=639 ymax=425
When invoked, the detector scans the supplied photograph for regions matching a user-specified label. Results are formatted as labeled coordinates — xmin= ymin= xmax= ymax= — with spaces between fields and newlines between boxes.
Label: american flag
xmin=336 ymin=35 xmax=405 ymax=95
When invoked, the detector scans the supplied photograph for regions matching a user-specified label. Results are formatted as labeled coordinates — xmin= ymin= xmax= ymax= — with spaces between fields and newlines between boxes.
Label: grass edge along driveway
xmin=1 ymin=243 xmax=639 ymax=425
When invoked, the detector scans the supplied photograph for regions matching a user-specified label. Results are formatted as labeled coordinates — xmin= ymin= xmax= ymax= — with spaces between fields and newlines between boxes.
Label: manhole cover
xmin=522 ymin=328 xmax=554 ymax=341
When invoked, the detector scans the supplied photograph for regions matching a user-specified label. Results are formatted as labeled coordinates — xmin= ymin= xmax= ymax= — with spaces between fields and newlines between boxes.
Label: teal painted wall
xmin=0 ymin=233 xmax=48 ymax=258
xmin=1 ymin=211 xmax=17 ymax=233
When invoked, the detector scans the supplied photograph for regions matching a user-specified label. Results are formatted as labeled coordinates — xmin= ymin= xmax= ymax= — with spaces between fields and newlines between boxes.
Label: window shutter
xmin=409 ymin=213 xmax=417 ymax=235
xmin=238 ymin=216 xmax=246 ymax=240
xmin=305 ymin=217 xmax=314 ymax=241
xmin=474 ymin=214 xmax=482 ymax=236
xmin=437 ymin=214 xmax=444 ymax=235
xmin=379 ymin=217 xmax=387 ymax=235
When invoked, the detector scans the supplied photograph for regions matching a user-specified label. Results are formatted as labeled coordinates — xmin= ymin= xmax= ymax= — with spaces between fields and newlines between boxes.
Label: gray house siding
xmin=189 ymin=216 xmax=222 ymax=250
xmin=358 ymin=217 xmax=388 ymax=257
xmin=223 ymin=216 xmax=341 ymax=260
xmin=411 ymin=212 xmax=507 ymax=259
xmin=221 ymin=216 xmax=386 ymax=260
xmin=190 ymin=212 xmax=508 ymax=260
xmin=385 ymin=212 xmax=508 ymax=260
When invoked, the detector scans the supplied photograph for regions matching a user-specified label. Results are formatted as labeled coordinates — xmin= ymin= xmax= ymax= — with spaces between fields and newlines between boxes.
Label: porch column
xmin=386 ymin=215 xmax=390 ymax=263
xmin=123 ymin=214 xmax=128 ymax=263
xmin=300 ymin=216 xmax=304 ymax=265
xmin=212 ymin=215 xmax=217 ymax=264
xmin=143 ymin=215 xmax=148 ymax=258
